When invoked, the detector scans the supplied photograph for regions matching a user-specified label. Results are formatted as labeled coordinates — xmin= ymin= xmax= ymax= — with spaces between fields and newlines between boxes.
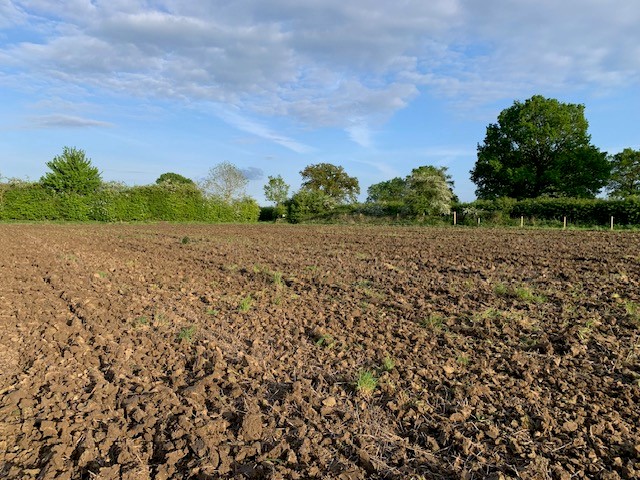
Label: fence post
xmin=563 ymin=216 xmax=567 ymax=230
xmin=611 ymin=216 xmax=614 ymax=230
xmin=520 ymin=216 xmax=524 ymax=228
xmin=453 ymin=211 xmax=457 ymax=226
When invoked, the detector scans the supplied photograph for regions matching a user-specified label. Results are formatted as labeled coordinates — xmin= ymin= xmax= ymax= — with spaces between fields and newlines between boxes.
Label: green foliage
xmin=355 ymin=370 xmax=378 ymax=396
xmin=178 ymin=326 xmax=196 ymax=342
xmin=200 ymin=161 xmax=248 ymax=202
xmin=156 ymin=172 xmax=195 ymax=185
xmin=0 ymin=182 xmax=260 ymax=223
xmin=608 ymin=148 xmax=640 ymax=199
xmin=287 ymin=189 xmax=336 ymax=223
xmin=381 ymin=356 xmax=395 ymax=372
xmin=238 ymin=295 xmax=253 ymax=312
xmin=264 ymin=175 xmax=290 ymax=216
xmin=40 ymin=146 xmax=102 ymax=195
xmin=405 ymin=166 xmax=454 ymax=215
xmin=0 ymin=183 xmax=59 ymax=220
xmin=366 ymin=177 xmax=406 ymax=202
xmin=300 ymin=163 xmax=360 ymax=204
xmin=471 ymin=95 xmax=610 ymax=199
xmin=455 ymin=197 xmax=640 ymax=226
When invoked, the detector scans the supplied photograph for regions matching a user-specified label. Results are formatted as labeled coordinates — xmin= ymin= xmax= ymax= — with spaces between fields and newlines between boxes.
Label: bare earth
xmin=0 ymin=224 xmax=639 ymax=479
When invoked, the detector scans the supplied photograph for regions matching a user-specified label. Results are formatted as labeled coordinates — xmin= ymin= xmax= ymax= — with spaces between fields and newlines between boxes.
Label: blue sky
xmin=1 ymin=1 xmax=639 ymax=203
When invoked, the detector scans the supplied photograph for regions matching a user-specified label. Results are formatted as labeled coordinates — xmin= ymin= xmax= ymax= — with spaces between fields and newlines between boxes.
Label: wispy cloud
xmin=27 ymin=114 xmax=113 ymax=129
xmin=213 ymin=105 xmax=313 ymax=154
xmin=1 ymin=1 xmax=638 ymax=146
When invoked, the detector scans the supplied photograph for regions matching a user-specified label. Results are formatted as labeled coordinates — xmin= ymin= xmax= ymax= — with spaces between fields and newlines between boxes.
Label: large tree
xmin=405 ymin=166 xmax=453 ymax=215
xmin=366 ymin=177 xmax=406 ymax=203
xmin=199 ymin=161 xmax=248 ymax=202
xmin=40 ymin=146 xmax=102 ymax=195
xmin=263 ymin=175 xmax=290 ymax=216
xmin=300 ymin=163 xmax=360 ymax=204
xmin=156 ymin=172 xmax=194 ymax=185
xmin=607 ymin=148 xmax=640 ymax=199
xmin=470 ymin=95 xmax=610 ymax=199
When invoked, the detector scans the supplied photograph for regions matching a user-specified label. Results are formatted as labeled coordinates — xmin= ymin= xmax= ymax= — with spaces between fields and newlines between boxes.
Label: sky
xmin=1 ymin=0 xmax=639 ymax=203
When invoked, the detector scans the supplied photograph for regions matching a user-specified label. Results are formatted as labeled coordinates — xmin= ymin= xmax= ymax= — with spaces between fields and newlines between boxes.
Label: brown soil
xmin=0 ymin=224 xmax=639 ymax=479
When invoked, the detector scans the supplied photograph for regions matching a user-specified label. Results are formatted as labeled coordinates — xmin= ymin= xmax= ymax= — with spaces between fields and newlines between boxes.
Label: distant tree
xmin=300 ymin=163 xmax=360 ymax=204
xmin=287 ymin=189 xmax=335 ymax=223
xmin=366 ymin=177 xmax=406 ymax=203
xmin=607 ymin=148 xmax=640 ymax=198
xmin=263 ymin=175 xmax=290 ymax=215
xmin=40 ymin=146 xmax=102 ymax=195
xmin=200 ymin=161 xmax=248 ymax=202
xmin=470 ymin=95 xmax=610 ymax=199
xmin=156 ymin=172 xmax=195 ymax=185
xmin=405 ymin=165 xmax=453 ymax=215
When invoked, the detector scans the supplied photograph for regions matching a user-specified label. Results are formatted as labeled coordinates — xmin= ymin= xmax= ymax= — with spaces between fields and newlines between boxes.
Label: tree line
xmin=1 ymin=94 xmax=638 ymax=224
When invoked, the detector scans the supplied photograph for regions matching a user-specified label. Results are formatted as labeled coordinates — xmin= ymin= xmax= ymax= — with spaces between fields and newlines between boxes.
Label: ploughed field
xmin=1 ymin=224 xmax=639 ymax=480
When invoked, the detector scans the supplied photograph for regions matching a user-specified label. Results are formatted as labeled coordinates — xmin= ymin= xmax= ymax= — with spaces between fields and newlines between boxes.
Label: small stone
xmin=322 ymin=397 xmax=337 ymax=408
xmin=562 ymin=421 xmax=578 ymax=433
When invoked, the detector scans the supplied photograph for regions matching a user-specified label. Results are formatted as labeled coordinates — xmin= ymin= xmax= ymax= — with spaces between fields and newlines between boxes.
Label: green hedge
xmin=455 ymin=197 xmax=640 ymax=226
xmin=0 ymin=183 xmax=260 ymax=223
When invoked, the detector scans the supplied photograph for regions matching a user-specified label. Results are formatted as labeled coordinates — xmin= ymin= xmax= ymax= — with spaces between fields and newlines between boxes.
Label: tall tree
xmin=470 ymin=95 xmax=610 ymax=199
xmin=156 ymin=172 xmax=195 ymax=185
xmin=264 ymin=175 xmax=290 ymax=208
xmin=200 ymin=161 xmax=248 ymax=202
xmin=300 ymin=163 xmax=360 ymax=204
xmin=366 ymin=177 xmax=406 ymax=203
xmin=607 ymin=148 xmax=640 ymax=198
xmin=40 ymin=146 xmax=102 ymax=195
xmin=405 ymin=166 xmax=453 ymax=215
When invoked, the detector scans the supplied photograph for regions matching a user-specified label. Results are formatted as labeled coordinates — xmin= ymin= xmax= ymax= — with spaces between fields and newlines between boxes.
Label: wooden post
xmin=453 ymin=211 xmax=457 ymax=225
xmin=477 ymin=217 xmax=481 ymax=226
xmin=611 ymin=216 xmax=614 ymax=230
xmin=563 ymin=216 xmax=567 ymax=230
xmin=520 ymin=216 xmax=524 ymax=228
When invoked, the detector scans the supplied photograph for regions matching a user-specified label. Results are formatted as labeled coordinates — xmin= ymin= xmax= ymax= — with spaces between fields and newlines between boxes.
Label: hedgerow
xmin=455 ymin=197 xmax=640 ymax=226
xmin=0 ymin=182 xmax=260 ymax=223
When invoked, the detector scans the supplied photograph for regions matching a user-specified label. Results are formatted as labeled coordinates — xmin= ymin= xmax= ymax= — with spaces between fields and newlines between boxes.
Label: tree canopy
xmin=40 ymin=146 xmax=102 ymax=195
xmin=405 ymin=166 xmax=454 ymax=215
xmin=470 ymin=95 xmax=610 ymax=199
xmin=300 ymin=163 xmax=360 ymax=204
xmin=263 ymin=175 xmax=290 ymax=206
xmin=607 ymin=148 xmax=640 ymax=199
xmin=156 ymin=172 xmax=194 ymax=185
xmin=199 ymin=161 xmax=248 ymax=202
xmin=366 ymin=177 xmax=406 ymax=203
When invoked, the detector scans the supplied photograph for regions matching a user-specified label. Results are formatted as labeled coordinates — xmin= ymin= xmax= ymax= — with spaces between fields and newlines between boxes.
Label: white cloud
xmin=1 ymin=0 xmax=638 ymax=145
xmin=212 ymin=105 xmax=313 ymax=154
xmin=28 ymin=114 xmax=112 ymax=128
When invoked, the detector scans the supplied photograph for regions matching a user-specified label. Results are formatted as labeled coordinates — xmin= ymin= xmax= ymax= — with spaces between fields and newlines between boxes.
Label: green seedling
xmin=272 ymin=271 xmax=284 ymax=287
xmin=456 ymin=355 xmax=470 ymax=367
xmin=578 ymin=319 xmax=595 ymax=340
xmin=206 ymin=308 xmax=219 ymax=316
xmin=315 ymin=333 xmax=335 ymax=348
xmin=421 ymin=314 xmax=444 ymax=330
xmin=239 ymin=295 xmax=253 ymax=312
xmin=133 ymin=316 xmax=149 ymax=328
xmin=181 ymin=236 xmax=190 ymax=244
xmin=178 ymin=325 xmax=196 ymax=342
xmin=625 ymin=301 xmax=640 ymax=327
xmin=381 ymin=355 xmax=395 ymax=372
xmin=514 ymin=286 xmax=547 ymax=303
xmin=493 ymin=282 xmax=509 ymax=296
xmin=356 ymin=370 xmax=378 ymax=396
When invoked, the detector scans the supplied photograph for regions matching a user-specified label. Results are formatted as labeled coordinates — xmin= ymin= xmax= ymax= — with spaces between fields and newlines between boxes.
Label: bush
xmin=287 ymin=189 xmax=336 ymax=223
xmin=455 ymin=197 xmax=640 ymax=226
xmin=0 ymin=182 xmax=261 ymax=223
